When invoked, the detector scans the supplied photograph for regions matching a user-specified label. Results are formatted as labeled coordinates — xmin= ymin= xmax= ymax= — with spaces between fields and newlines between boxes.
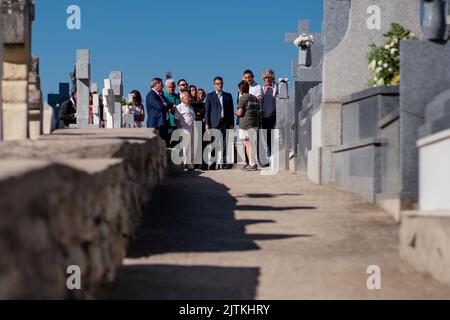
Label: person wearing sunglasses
xmin=177 ymin=79 xmax=189 ymax=94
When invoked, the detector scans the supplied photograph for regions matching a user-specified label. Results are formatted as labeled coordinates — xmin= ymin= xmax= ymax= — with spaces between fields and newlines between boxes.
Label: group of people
xmin=58 ymin=69 xmax=279 ymax=172
xmin=145 ymin=69 xmax=278 ymax=172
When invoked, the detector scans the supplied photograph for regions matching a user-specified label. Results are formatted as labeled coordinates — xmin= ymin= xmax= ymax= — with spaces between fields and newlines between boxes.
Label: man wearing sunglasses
xmin=177 ymin=79 xmax=189 ymax=94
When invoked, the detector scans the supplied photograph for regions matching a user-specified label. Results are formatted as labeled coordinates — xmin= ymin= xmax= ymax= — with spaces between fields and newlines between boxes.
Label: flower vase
xmin=423 ymin=0 xmax=447 ymax=41
xmin=298 ymin=47 xmax=308 ymax=66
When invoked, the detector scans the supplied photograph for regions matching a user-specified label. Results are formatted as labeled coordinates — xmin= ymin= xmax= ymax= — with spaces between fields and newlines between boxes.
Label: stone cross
xmin=75 ymin=49 xmax=91 ymax=128
xmin=90 ymin=82 xmax=100 ymax=126
xmin=1 ymin=0 xmax=35 ymax=140
xmin=47 ymin=83 xmax=70 ymax=129
xmin=102 ymin=79 xmax=115 ymax=129
xmin=28 ymin=56 xmax=43 ymax=139
xmin=110 ymin=71 xmax=123 ymax=128
xmin=285 ymin=20 xmax=321 ymax=67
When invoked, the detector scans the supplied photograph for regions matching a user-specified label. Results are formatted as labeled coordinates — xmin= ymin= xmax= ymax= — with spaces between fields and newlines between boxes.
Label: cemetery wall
xmin=0 ymin=129 xmax=171 ymax=299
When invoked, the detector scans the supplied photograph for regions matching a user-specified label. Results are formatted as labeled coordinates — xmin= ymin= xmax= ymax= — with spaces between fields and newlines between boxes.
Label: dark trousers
xmin=209 ymin=119 xmax=229 ymax=169
xmin=157 ymin=126 xmax=170 ymax=147
xmin=261 ymin=116 xmax=276 ymax=157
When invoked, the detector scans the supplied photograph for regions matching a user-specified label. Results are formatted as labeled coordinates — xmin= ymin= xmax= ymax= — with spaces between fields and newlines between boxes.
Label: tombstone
xmin=398 ymin=37 xmax=450 ymax=210
xmin=73 ymin=49 xmax=91 ymax=128
xmin=110 ymin=71 xmax=123 ymax=129
xmin=1 ymin=0 xmax=35 ymax=140
xmin=296 ymin=0 xmax=350 ymax=175
xmin=41 ymin=102 xmax=53 ymax=134
xmin=298 ymin=84 xmax=322 ymax=175
xmin=322 ymin=0 xmax=351 ymax=55
xmin=399 ymin=14 xmax=450 ymax=285
xmin=90 ymin=82 xmax=100 ymax=126
xmin=47 ymin=83 xmax=70 ymax=129
xmin=0 ymin=0 xmax=3 ymax=141
xmin=102 ymin=79 xmax=115 ymax=129
xmin=285 ymin=20 xmax=324 ymax=171
xmin=309 ymin=0 xmax=422 ymax=184
xmin=28 ymin=56 xmax=43 ymax=139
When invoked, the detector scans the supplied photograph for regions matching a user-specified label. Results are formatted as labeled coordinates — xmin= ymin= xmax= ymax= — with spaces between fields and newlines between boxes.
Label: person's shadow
xmin=103 ymin=173 xmax=312 ymax=300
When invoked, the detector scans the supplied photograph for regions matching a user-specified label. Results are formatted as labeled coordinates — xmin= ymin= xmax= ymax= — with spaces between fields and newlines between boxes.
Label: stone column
xmin=91 ymin=82 xmax=100 ymax=126
xmin=75 ymin=49 xmax=91 ymax=128
xmin=1 ymin=0 xmax=35 ymax=140
xmin=110 ymin=71 xmax=123 ymax=128
xmin=275 ymin=80 xmax=290 ymax=170
xmin=28 ymin=55 xmax=42 ymax=139
xmin=102 ymin=78 xmax=115 ymax=129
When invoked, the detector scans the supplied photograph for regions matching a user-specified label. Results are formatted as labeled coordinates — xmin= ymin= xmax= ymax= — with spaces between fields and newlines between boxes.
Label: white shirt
xmin=175 ymin=103 xmax=195 ymax=131
xmin=250 ymin=82 xmax=263 ymax=99
xmin=216 ymin=90 xmax=224 ymax=118
xmin=238 ymin=82 xmax=263 ymax=101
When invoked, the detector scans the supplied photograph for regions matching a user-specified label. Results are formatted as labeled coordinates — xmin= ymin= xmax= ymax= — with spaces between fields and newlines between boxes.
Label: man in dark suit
xmin=59 ymin=89 xmax=77 ymax=128
xmin=146 ymin=77 xmax=172 ymax=144
xmin=205 ymin=76 xmax=235 ymax=170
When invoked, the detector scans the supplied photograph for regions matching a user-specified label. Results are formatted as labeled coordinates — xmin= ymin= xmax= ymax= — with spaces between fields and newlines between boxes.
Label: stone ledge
xmin=341 ymin=86 xmax=400 ymax=105
xmin=332 ymin=137 xmax=387 ymax=154
xmin=400 ymin=211 xmax=450 ymax=287
xmin=417 ymin=128 xmax=450 ymax=148
xmin=0 ymin=129 xmax=171 ymax=299
xmin=378 ymin=109 xmax=400 ymax=129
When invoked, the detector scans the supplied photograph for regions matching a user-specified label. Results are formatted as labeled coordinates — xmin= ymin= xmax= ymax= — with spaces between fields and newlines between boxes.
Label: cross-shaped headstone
xmin=47 ymin=83 xmax=70 ymax=129
xmin=285 ymin=20 xmax=322 ymax=67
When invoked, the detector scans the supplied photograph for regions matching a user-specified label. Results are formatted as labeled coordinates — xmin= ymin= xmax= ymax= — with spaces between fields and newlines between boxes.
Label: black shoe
xmin=208 ymin=165 xmax=217 ymax=171
xmin=223 ymin=164 xmax=233 ymax=170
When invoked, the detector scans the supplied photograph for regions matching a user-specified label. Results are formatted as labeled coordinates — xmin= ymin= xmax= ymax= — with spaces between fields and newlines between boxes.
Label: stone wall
xmin=0 ymin=129 xmax=170 ymax=299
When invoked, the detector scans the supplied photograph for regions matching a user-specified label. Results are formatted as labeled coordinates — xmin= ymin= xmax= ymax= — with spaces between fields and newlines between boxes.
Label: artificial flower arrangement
xmin=367 ymin=23 xmax=417 ymax=87
xmin=293 ymin=33 xmax=315 ymax=50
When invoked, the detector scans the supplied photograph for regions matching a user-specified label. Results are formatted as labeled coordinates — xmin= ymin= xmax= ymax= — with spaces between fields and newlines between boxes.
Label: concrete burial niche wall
xmin=399 ymin=40 xmax=450 ymax=209
xmin=1 ymin=0 xmax=34 ymax=140
xmin=0 ymin=129 xmax=172 ymax=299
xmin=309 ymin=0 xmax=422 ymax=185
xmin=332 ymin=87 xmax=400 ymax=209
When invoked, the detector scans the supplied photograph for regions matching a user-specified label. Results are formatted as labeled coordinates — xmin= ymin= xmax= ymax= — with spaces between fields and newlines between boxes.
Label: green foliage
xmin=367 ymin=23 xmax=417 ymax=88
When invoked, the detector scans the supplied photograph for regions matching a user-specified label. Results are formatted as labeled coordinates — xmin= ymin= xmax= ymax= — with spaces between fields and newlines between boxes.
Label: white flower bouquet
xmin=293 ymin=33 xmax=314 ymax=49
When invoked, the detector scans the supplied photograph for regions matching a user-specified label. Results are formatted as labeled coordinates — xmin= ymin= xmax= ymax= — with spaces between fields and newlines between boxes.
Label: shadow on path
xmin=105 ymin=265 xmax=260 ymax=300
xmin=127 ymin=173 xmax=302 ymax=257
xmin=104 ymin=172 xmax=309 ymax=299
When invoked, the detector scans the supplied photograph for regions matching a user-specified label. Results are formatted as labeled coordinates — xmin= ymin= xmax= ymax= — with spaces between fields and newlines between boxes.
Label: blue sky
xmin=33 ymin=0 xmax=323 ymax=100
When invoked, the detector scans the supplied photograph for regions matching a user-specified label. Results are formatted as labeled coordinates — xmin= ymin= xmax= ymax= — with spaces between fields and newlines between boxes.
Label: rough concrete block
xmin=400 ymin=212 xmax=450 ymax=287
